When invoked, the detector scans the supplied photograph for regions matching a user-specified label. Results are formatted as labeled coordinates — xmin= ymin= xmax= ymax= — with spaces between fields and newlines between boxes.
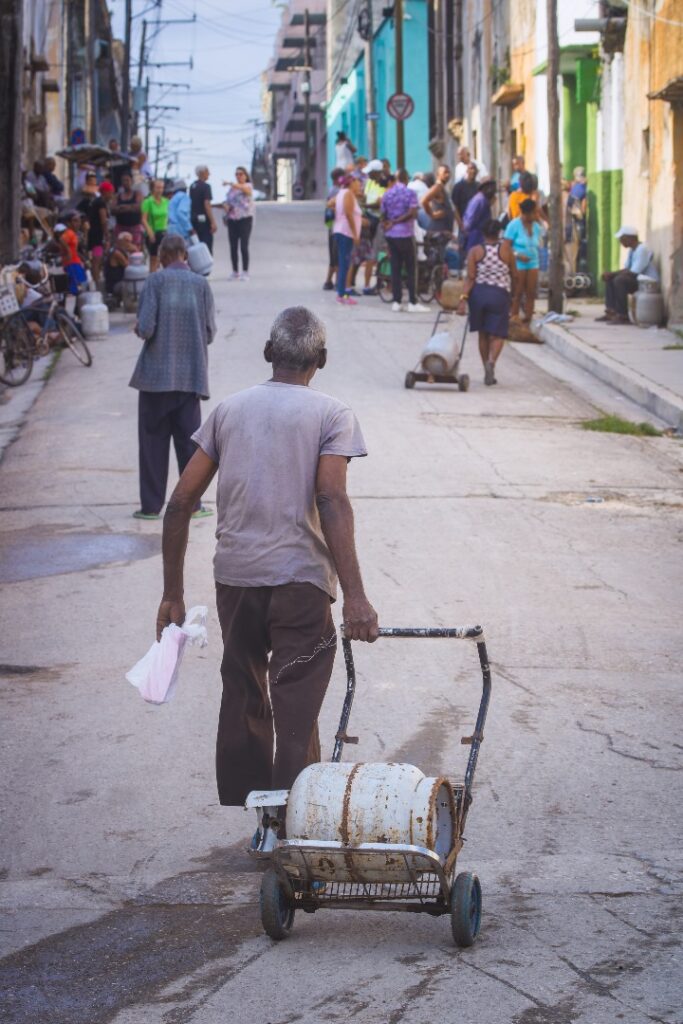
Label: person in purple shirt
xmin=462 ymin=180 xmax=498 ymax=252
xmin=380 ymin=169 xmax=429 ymax=313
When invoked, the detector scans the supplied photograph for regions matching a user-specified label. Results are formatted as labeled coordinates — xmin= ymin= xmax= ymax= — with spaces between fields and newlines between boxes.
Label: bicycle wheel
xmin=417 ymin=262 xmax=436 ymax=304
xmin=55 ymin=311 xmax=92 ymax=366
xmin=377 ymin=255 xmax=393 ymax=303
xmin=0 ymin=315 xmax=34 ymax=386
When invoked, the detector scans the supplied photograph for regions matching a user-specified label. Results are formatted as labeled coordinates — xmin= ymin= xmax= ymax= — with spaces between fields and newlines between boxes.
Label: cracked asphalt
xmin=1 ymin=202 xmax=682 ymax=1023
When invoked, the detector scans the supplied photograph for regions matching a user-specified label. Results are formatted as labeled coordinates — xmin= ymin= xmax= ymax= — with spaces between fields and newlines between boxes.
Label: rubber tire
xmin=404 ymin=371 xmax=416 ymax=389
xmin=450 ymin=871 xmax=482 ymax=947
xmin=260 ymin=868 xmax=295 ymax=941
xmin=458 ymin=374 xmax=470 ymax=392
xmin=0 ymin=316 xmax=34 ymax=386
xmin=417 ymin=265 xmax=435 ymax=304
xmin=56 ymin=311 xmax=92 ymax=367
xmin=433 ymin=266 xmax=448 ymax=308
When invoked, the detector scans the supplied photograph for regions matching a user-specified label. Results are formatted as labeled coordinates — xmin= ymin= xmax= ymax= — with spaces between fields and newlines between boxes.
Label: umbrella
xmin=56 ymin=144 xmax=129 ymax=167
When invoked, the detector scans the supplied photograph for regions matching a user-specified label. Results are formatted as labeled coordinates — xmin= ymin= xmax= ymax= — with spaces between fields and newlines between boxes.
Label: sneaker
xmin=132 ymin=510 xmax=161 ymax=520
xmin=191 ymin=505 xmax=213 ymax=519
xmin=322 ymin=281 xmax=334 ymax=291
xmin=229 ymin=271 xmax=239 ymax=280
xmin=362 ymin=286 xmax=378 ymax=296
xmin=344 ymin=295 xmax=358 ymax=305
xmin=484 ymin=361 xmax=497 ymax=386
xmin=346 ymin=288 xmax=360 ymax=297
xmin=407 ymin=302 xmax=430 ymax=313
xmin=336 ymin=295 xmax=347 ymax=305
xmin=239 ymin=272 xmax=249 ymax=282
xmin=391 ymin=302 xmax=402 ymax=313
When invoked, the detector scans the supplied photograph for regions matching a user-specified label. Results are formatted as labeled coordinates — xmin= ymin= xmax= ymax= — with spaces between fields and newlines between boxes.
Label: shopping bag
xmin=126 ymin=605 xmax=208 ymax=705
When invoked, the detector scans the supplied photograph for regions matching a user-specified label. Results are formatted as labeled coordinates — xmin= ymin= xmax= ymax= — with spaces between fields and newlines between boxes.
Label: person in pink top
xmin=332 ymin=176 xmax=362 ymax=305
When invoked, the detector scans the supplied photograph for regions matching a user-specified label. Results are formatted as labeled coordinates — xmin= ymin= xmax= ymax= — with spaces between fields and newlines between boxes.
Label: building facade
xmin=262 ymin=0 xmax=328 ymax=200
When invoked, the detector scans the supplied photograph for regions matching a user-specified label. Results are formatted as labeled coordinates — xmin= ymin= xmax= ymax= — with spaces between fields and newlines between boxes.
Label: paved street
xmin=1 ymin=201 xmax=682 ymax=1024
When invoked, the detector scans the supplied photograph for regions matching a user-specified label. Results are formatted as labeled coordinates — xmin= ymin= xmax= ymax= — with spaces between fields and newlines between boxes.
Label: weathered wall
xmin=622 ymin=0 xmax=683 ymax=318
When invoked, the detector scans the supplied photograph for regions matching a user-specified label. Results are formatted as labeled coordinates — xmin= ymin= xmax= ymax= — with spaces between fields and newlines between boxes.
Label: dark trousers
xmin=215 ymin=582 xmax=337 ymax=805
xmin=227 ymin=217 xmax=253 ymax=272
xmin=387 ymin=236 xmax=417 ymax=304
xmin=605 ymin=270 xmax=638 ymax=317
xmin=192 ymin=219 xmax=214 ymax=254
xmin=137 ymin=391 xmax=200 ymax=514
xmin=334 ymin=233 xmax=354 ymax=297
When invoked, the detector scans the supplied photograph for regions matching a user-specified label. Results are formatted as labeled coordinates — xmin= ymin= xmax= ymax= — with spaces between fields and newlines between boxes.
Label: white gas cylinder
xmin=187 ymin=240 xmax=213 ymax=276
xmin=78 ymin=290 xmax=103 ymax=309
xmin=286 ymin=762 xmax=456 ymax=862
xmin=635 ymin=276 xmax=664 ymax=327
xmin=80 ymin=302 xmax=109 ymax=338
xmin=420 ymin=330 xmax=460 ymax=375
xmin=123 ymin=256 xmax=148 ymax=281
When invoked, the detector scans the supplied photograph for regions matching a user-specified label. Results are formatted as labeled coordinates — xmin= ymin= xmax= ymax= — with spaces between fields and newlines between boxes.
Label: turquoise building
xmin=326 ymin=1 xmax=430 ymax=174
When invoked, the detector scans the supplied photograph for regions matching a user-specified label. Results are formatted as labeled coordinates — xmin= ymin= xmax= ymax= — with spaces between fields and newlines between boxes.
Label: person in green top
xmin=141 ymin=179 xmax=170 ymax=272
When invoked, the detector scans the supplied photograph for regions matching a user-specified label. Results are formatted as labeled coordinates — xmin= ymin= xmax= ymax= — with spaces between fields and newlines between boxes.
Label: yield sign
xmin=386 ymin=92 xmax=414 ymax=121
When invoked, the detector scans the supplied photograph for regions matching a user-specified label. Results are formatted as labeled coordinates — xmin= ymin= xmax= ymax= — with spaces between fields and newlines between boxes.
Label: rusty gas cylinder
xmin=286 ymin=762 xmax=456 ymax=862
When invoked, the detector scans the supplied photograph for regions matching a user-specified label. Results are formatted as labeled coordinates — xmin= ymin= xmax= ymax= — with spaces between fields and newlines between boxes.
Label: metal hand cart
xmin=252 ymin=626 xmax=492 ymax=947
xmin=404 ymin=309 xmax=470 ymax=391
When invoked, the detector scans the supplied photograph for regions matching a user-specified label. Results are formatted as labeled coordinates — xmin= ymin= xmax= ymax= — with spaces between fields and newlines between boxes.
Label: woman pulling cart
xmin=457 ymin=220 xmax=517 ymax=386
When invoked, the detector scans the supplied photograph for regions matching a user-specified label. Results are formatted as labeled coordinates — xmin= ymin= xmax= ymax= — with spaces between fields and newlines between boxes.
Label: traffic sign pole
xmin=395 ymin=0 xmax=405 ymax=169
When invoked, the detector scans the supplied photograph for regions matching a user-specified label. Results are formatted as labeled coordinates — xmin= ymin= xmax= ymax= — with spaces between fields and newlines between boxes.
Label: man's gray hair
xmin=159 ymin=233 xmax=187 ymax=264
xmin=269 ymin=306 xmax=326 ymax=369
xmin=195 ymin=164 xmax=209 ymax=176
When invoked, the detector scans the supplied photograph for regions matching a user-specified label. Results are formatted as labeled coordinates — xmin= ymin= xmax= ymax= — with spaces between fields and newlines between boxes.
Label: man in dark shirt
xmin=451 ymin=162 xmax=479 ymax=231
xmin=85 ymin=181 xmax=115 ymax=288
xmin=190 ymin=165 xmax=217 ymax=252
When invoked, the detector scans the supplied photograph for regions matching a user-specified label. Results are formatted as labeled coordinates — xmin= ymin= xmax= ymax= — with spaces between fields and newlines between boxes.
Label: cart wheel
xmin=450 ymin=872 xmax=482 ymax=947
xmin=404 ymin=371 xmax=416 ymax=390
xmin=458 ymin=374 xmax=470 ymax=392
xmin=260 ymin=868 xmax=295 ymax=941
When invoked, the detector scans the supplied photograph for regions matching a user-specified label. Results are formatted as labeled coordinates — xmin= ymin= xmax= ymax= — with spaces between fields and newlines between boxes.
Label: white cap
xmin=365 ymin=159 xmax=383 ymax=172
xmin=615 ymin=224 xmax=638 ymax=239
xmin=54 ymin=223 xmax=67 ymax=232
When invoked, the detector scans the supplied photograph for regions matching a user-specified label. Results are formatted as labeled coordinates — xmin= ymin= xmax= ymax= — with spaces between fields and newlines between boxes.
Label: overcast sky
xmin=110 ymin=0 xmax=284 ymax=186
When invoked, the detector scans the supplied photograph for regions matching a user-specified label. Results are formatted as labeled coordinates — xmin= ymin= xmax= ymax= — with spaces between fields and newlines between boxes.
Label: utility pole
xmin=154 ymin=134 xmax=161 ymax=178
xmin=302 ymin=8 xmax=311 ymax=199
xmin=364 ymin=3 xmax=377 ymax=158
xmin=0 ymin=0 xmax=23 ymax=263
xmin=85 ymin=0 xmax=96 ymax=141
xmin=121 ymin=0 xmax=132 ymax=150
xmin=395 ymin=0 xmax=405 ymax=169
xmin=145 ymin=76 xmax=150 ymax=152
xmin=546 ymin=0 xmax=564 ymax=313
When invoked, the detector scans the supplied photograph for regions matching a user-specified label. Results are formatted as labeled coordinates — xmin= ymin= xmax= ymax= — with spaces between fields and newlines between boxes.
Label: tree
xmin=546 ymin=0 xmax=564 ymax=313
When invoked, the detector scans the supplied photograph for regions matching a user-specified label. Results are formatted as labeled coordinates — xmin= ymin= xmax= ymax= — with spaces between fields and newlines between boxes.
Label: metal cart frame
xmin=256 ymin=626 xmax=492 ymax=946
xmin=404 ymin=310 xmax=470 ymax=391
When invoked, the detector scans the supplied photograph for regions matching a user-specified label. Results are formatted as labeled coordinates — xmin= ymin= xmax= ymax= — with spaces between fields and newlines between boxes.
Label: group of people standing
xmin=324 ymin=140 xmax=552 ymax=384
xmin=44 ymin=158 xmax=256 ymax=297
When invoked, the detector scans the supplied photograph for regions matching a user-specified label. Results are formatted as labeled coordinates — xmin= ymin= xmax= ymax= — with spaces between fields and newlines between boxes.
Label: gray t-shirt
xmin=192 ymin=381 xmax=367 ymax=599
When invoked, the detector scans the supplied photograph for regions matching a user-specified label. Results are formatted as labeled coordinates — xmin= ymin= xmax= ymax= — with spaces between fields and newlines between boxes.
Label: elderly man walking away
xmin=156 ymin=306 xmax=379 ymax=826
xmin=190 ymin=165 xmax=217 ymax=253
xmin=597 ymin=225 xmax=659 ymax=325
xmin=130 ymin=234 xmax=216 ymax=520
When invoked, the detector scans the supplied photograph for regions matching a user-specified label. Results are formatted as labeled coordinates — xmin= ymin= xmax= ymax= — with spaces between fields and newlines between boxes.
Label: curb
xmin=0 ymin=353 xmax=55 ymax=464
xmin=537 ymin=321 xmax=683 ymax=431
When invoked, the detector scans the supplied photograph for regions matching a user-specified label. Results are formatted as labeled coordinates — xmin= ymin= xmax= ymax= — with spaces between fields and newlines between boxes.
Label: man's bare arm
xmin=156 ymin=448 xmax=217 ymax=639
xmin=315 ymin=454 xmax=378 ymax=642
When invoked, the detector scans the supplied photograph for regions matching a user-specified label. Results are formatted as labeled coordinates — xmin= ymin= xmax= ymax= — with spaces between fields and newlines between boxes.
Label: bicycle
xmin=376 ymin=236 xmax=449 ymax=306
xmin=1 ymin=264 xmax=92 ymax=383
xmin=0 ymin=305 xmax=34 ymax=387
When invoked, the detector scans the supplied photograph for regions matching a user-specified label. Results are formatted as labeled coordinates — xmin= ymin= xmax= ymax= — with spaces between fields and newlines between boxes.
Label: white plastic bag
xmin=126 ymin=605 xmax=208 ymax=705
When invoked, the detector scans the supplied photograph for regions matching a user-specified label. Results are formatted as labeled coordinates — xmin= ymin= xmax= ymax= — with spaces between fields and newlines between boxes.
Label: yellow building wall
xmin=622 ymin=0 xmax=683 ymax=317
xmin=509 ymin=3 xmax=537 ymax=172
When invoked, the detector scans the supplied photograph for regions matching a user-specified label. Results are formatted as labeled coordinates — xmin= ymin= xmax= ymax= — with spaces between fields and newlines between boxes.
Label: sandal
xmin=191 ymin=505 xmax=214 ymax=519
xmin=132 ymin=510 xmax=161 ymax=520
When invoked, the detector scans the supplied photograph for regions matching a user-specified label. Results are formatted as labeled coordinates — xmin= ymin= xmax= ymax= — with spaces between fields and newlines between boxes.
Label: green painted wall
xmin=562 ymin=76 xmax=587 ymax=179
xmin=585 ymin=100 xmax=622 ymax=295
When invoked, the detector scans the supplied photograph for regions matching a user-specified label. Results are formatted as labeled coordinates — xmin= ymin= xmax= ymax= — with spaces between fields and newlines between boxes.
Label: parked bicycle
xmin=0 ymin=264 xmax=92 ymax=387
xmin=376 ymin=233 xmax=450 ymax=306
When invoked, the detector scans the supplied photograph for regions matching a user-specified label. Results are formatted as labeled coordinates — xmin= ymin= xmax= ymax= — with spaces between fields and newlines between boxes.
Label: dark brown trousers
xmin=215 ymin=582 xmax=337 ymax=805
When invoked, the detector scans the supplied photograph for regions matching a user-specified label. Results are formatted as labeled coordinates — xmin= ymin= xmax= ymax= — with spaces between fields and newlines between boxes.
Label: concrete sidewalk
xmin=536 ymin=300 xmax=683 ymax=431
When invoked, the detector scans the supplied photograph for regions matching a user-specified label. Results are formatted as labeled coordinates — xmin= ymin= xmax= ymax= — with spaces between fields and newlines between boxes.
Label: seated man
xmin=598 ymin=225 xmax=659 ymax=325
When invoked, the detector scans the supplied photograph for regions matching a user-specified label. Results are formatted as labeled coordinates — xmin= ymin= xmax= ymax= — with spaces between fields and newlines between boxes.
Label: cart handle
xmin=333 ymin=627 xmax=492 ymax=803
